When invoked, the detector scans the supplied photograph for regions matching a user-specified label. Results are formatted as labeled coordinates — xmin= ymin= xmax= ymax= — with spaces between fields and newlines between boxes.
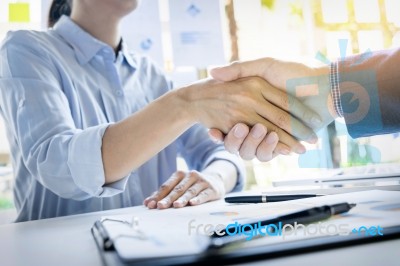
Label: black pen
xmin=210 ymin=202 xmax=356 ymax=248
xmin=225 ymin=194 xmax=325 ymax=204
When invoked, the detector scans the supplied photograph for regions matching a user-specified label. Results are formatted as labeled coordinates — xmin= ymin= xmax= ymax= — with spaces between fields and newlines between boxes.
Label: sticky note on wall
xmin=9 ymin=3 xmax=30 ymax=23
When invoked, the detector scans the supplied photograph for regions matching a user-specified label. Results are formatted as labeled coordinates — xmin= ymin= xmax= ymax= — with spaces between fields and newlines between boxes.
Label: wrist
xmin=175 ymin=78 xmax=220 ymax=124
xmin=163 ymin=89 xmax=197 ymax=126
xmin=174 ymin=83 xmax=201 ymax=123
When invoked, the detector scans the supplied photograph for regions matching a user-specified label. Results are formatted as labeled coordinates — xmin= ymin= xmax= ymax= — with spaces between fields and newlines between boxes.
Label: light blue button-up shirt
xmin=0 ymin=16 xmax=245 ymax=222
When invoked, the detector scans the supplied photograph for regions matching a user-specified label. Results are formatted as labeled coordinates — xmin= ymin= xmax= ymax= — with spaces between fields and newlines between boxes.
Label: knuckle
xmin=280 ymin=94 xmax=289 ymax=107
xmin=175 ymin=170 xmax=186 ymax=178
xmin=159 ymin=183 xmax=170 ymax=191
xmin=269 ymin=124 xmax=281 ymax=136
xmin=276 ymin=114 xmax=289 ymax=128
xmin=187 ymin=187 xmax=198 ymax=196
xmin=201 ymin=190 xmax=211 ymax=198
xmin=248 ymin=77 xmax=264 ymax=88
xmin=188 ymin=170 xmax=200 ymax=179
xmin=173 ymin=184 xmax=185 ymax=194
xmin=163 ymin=198 xmax=171 ymax=205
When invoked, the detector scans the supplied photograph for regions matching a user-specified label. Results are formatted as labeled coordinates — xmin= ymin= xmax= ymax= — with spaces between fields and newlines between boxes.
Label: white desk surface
xmin=1 ymin=186 xmax=399 ymax=266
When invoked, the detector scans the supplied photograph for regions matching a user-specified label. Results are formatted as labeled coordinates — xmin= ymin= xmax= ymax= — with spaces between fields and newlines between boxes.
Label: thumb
xmin=210 ymin=58 xmax=273 ymax=82
xmin=210 ymin=63 xmax=242 ymax=82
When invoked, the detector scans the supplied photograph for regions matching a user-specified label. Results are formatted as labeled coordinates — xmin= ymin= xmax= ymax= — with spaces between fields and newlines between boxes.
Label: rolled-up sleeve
xmin=0 ymin=34 xmax=128 ymax=200
xmin=177 ymin=124 xmax=246 ymax=192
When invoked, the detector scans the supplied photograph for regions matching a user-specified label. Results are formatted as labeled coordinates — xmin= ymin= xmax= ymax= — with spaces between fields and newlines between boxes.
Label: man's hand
xmin=209 ymin=58 xmax=339 ymax=161
xmin=143 ymin=170 xmax=225 ymax=209
xmin=179 ymin=76 xmax=322 ymax=155
xmin=210 ymin=58 xmax=337 ymax=128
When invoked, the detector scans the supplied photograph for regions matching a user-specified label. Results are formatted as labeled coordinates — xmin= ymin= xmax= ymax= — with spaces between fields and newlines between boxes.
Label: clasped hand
xmin=145 ymin=58 xmax=337 ymax=209
xmin=208 ymin=58 xmax=337 ymax=161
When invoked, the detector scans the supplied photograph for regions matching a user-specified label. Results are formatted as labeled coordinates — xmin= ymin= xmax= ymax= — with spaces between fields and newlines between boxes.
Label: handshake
xmin=181 ymin=57 xmax=339 ymax=162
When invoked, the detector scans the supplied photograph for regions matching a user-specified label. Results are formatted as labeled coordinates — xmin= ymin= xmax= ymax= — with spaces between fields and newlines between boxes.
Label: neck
xmin=70 ymin=11 xmax=121 ymax=51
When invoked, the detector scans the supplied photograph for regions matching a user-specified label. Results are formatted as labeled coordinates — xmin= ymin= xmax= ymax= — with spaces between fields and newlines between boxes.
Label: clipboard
xmin=92 ymin=221 xmax=400 ymax=266
xmin=91 ymin=190 xmax=400 ymax=265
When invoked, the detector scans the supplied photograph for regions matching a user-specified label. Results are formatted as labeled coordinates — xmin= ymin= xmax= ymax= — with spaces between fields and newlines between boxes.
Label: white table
xmin=1 ymin=187 xmax=399 ymax=266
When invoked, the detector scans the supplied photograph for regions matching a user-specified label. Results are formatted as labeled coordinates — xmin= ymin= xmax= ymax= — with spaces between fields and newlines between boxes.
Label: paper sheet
xmin=169 ymin=0 xmax=226 ymax=67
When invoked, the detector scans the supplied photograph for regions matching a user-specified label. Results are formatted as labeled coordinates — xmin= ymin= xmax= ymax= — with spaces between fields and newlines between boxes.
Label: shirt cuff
xmin=67 ymin=124 xmax=128 ymax=198
xmin=330 ymin=61 xmax=344 ymax=117
xmin=201 ymin=151 xmax=246 ymax=192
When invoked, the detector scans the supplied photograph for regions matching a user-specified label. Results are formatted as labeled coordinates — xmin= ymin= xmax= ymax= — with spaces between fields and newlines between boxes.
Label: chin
xmin=122 ymin=0 xmax=139 ymax=13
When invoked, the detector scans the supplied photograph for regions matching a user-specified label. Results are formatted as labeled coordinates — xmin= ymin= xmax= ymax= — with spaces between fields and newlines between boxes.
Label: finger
xmin=238 ymin=124 xmax=267 ymax=160
xmin=145 ymin=171 xmax=186 ymax=209
xmin=256 ymin=131 xmax=279 ymax=162
xmin=274 ymin=142 xmax=291 ymax=156
xmin=258 ymin=101 xmax=317 ymax=143
xmin=143 ymin=191 xmax=157 ymax=205
xmin=173 ymin=182 xmax=208 ymax=208
xmin=157 ymin=172 xmax=198 ymax=209
xmin=223 ymin=123 xmax=249 ymax=154
xmin=253 ymin=115 xmax=306 ymax=155
xmin=189 ymin=188 xmax=217 ymax=206
xmin=248 ymin=82 xmax=318 ymax=143
xmin=259 ymin=84 xmax=322 ymax=133
xmin=210 ymin=59 xmax=273 ymax=82
xmin=208 ymin=128 xmax=224 ymax=143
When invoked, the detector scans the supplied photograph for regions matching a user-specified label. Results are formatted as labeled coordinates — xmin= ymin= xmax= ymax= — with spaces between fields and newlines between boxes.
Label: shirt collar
xmin=53 ymin=15 xmax=136 ymax=68
xmin=119 ymin=40 xmax=137 ymax=68
xmin=54 ymin=16 xmax=106 ymax=65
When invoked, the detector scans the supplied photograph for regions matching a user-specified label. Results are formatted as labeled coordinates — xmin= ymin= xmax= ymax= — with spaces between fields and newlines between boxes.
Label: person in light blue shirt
xmin=0 ymin=0 xmax=318 ymax=222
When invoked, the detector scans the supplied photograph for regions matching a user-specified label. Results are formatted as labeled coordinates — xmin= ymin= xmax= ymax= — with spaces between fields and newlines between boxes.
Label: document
xmin=169 ymin=0 xmax=226 ymax=67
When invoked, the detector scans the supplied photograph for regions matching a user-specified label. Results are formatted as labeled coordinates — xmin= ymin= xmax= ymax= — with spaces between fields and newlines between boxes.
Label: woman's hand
xmin=143 ymin=170 xmax=225 ymax=209
xmin=209 ymin=123 xmax=280 ymax=161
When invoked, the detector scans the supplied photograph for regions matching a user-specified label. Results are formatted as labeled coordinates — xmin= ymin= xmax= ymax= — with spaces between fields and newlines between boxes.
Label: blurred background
xmin=1 ymin=0 xmax=400 ymax=223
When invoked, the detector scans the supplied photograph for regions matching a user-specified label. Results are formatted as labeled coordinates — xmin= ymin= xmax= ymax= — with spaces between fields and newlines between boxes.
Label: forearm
xmin=102 ymin=90 xmax=194 ymax=183
xmin=201 ymin=160 xmax=238 ymax=193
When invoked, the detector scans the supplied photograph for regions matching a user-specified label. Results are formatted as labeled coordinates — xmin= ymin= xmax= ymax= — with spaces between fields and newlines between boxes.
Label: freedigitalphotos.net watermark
xmin=188 ymin=219 xmax=383 ymax=240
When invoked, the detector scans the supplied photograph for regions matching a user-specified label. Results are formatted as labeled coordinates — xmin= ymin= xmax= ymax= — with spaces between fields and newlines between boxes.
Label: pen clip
xmin=261 ymin=192 xmax=267 ymax=203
